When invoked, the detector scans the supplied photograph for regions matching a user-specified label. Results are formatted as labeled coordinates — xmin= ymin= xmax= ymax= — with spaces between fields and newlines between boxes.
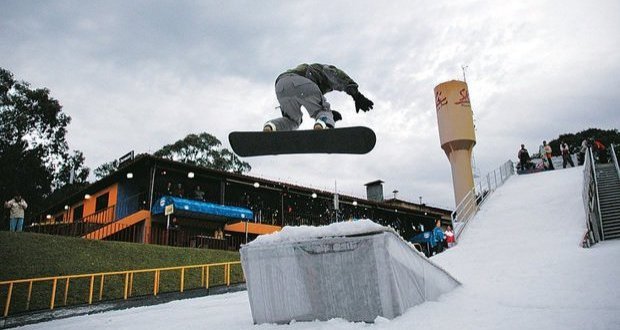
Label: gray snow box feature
xmin=240 ymin=220 xmax=460 ymax=324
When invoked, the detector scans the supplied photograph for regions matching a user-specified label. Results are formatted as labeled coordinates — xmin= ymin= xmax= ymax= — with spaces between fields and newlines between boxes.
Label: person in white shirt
xmin=4 ymin=194 xmax=28 ymax=232
xmin=560 ymin=141 xmax=575 ymax=168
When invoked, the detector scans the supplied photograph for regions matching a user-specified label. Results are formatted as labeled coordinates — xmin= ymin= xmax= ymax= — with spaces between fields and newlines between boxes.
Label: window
xmin=95 ymin=193 xmax=110 ymax=212
xmin=73 ymin=205 xmax=84 ymax=221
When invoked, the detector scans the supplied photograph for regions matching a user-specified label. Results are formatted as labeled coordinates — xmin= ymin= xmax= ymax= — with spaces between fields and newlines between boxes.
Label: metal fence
xmin=149 ymin=226 xmax=244 ymax=251
xmin=612 ymin=144 xmax=620 ymax=183
xmin=582 ymin=147 xmax=606 ymax=247
xmin=451 ymin=160 xmax=515 ymax=241
xmin=1 ymin=261 xmax=243 ymax=318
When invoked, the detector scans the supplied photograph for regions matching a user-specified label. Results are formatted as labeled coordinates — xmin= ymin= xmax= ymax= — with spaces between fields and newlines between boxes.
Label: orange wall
xmin=69 ymin=183 xmax=118 ymax=221
xmin=83 ymin=183 xmax=118 ymax=216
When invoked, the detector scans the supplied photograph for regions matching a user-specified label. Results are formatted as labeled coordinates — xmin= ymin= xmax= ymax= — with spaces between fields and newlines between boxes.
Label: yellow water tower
xmin=434 ymin=80 xmax=476 ymax=207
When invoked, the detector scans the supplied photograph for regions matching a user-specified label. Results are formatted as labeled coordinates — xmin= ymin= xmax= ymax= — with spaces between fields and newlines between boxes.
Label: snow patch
xmin=246 ymin=219 xmax=388 ymax=246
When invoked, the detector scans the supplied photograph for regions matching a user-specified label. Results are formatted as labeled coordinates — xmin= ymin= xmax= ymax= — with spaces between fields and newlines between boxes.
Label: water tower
xmin=434 ymin=80 xmax=476 ymax=207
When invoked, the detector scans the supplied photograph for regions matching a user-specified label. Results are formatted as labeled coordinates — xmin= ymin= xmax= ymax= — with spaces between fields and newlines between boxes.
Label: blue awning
xmin=409 ymin=231 xmax=432 ymax=244
xmin=152 ymin=196 xmax=253 ymax=221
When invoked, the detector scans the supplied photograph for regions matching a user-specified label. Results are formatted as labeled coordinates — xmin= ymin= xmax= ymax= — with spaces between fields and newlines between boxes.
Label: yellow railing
xmin=1 ymin=261 xmax=242 ymax=318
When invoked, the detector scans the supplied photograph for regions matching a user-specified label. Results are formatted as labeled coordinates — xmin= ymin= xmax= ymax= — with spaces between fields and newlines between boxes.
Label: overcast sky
xmin=2 ymin=0 xmax=619 ymax=209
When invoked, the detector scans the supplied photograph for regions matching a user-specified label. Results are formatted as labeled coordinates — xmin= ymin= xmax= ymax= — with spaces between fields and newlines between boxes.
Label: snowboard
xmin=229 ymin=126 xmax=376 ymax=157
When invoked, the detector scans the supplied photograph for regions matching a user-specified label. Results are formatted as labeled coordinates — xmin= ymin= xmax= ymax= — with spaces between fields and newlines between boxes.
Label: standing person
xmin=4 ymin=194 xmax=28 ymax=232
xmin=431 ymin=220 xmax=445 ymax=255
xmin=539 ymin=144 xmax=549 ymax=170
xmin=172 ymin=183 xmax=184 ymax=198
xmin=593 ymin=139 xmax=608 ymax=163
xmin=263 ymin=63 xmax=373 ymax=131
xmin=517 ymin=144 xmax=530 ymax=171
xmin=194 ymin=185 xmax=205 ymax=201
xmin=560 ymin=141 xmax=575 ymax=168
xmin=445 ymin=225 xmax=455 ymax=248
xmin=543 ymin=141 xmax=555 ymax=170
xmin=578 ymin=138 xmax=590 ymax=165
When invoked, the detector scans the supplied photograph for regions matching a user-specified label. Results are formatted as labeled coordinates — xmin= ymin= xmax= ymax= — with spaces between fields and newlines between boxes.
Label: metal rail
xmin=451 ymin=160 xmax=515 ymax=241
xmin=582 ymin=147 xmax=604 ymax=246
xmin=1 ymin=261 xmax=242 ymax=318
xmin=611 ymin=144 xmax=620 ymax=182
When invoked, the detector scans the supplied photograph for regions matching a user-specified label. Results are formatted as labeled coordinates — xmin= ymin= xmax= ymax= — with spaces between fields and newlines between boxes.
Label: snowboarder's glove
xmin=332 ymin=110 xmax=342 ymax=122
xmin=353 ymin=93 xmax=374 ymax=113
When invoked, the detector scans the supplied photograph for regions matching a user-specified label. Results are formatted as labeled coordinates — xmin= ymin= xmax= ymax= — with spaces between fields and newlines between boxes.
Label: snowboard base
xmin=229 ymin=126 xmax=376 ymax=157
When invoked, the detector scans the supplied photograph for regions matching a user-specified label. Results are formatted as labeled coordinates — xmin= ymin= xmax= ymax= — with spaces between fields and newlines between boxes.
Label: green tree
xmin=549 ymin=128 xmax=620 ymax=156
xmin=0 ymin=67 xmax=89 ymax=222
xmin=94 ymin=159 xmax=119 ymax=180
xmin=154 ymin=132 xmax=251 ymax=173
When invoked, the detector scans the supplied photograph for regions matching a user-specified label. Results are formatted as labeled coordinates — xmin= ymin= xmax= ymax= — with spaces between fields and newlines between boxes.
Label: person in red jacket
xmin=593 ymin=139 xmax=608 ymax=163
xmin=445 ymin=225 xmax=455 ymax=248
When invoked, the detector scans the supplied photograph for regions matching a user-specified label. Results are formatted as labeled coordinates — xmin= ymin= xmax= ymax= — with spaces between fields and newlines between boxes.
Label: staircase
xmin=83 ymin=210 xmax=150 ymax=240
xmin=596 ymin=163 xmax=620 ymax=240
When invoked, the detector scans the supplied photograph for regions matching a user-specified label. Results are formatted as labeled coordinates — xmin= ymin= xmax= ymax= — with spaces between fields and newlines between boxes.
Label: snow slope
xmin=22 ymin=167 xmax=620 ymax=329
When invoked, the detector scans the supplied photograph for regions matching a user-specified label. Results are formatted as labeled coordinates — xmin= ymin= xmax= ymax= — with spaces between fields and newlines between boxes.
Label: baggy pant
xmin=562 ymin=154 xmax=575 ymax=168
xmin=266 ymin=73 xmax=334 ymax=131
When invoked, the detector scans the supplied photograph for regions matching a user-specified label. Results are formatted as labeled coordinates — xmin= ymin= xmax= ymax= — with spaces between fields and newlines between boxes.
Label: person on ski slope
xmin=517 ymin=144 xmax=530 ymax=171
xmin=263 ymin=63 xmax=374 ymax=131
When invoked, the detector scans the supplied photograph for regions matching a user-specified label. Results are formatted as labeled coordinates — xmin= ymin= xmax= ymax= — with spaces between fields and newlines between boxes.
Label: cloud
xmin=1 ymin=0 xmax=619 ymax=208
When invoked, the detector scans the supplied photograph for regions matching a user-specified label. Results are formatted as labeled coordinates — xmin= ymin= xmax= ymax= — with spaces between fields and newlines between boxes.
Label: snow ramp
xmin=240 ymin=220 xmax=460 ymax=324
xmin=426 ymin=167 xmax=620 ymax=329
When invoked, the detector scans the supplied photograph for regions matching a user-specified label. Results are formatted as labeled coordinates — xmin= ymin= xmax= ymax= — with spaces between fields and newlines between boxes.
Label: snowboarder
xmin=541 ymin=141 xmax=554 ymax=170
xmin=560 ymin=141 xmax=574 ymax=168
xmin=263 ymin=63 xmax=374 ymax=132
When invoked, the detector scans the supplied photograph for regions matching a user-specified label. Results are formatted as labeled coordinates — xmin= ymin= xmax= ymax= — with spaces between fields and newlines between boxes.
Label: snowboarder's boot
xmin=313 ymin=117 xmax=334 ymax=130
xmin=263 ymin=122 xmax=276 ymax=132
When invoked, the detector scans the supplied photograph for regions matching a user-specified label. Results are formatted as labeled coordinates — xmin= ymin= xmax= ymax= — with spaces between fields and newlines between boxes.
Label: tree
xmin=548 ymin=128 xmax=620 ymax=156
xmin=94 ymin=160 xmax=119 ymax=180
xmin=0 ymin=67 xmax=89 ymax=222
xmin=154 ymin=132 xmax=251 ymax=173
xmin=56 ymin=150 xmax=90 ymax=187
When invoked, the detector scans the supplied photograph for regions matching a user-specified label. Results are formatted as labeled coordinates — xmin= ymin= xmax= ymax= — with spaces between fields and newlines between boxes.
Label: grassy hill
xmin=0 ymin=232 xmax=242 ymax=316
xmin=0 ymin=231 xmax=240 ymax=280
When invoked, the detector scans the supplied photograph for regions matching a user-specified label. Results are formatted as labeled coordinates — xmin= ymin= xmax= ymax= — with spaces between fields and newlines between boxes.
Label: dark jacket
xmin=518 ymin=148 xmax=530 ymax=161
xmin=279 ymin=63 xmax=359 ymax=96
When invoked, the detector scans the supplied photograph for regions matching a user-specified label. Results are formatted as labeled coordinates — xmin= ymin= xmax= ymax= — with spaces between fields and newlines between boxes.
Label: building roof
xmin=42 ymin=154 xmax=452 ymax=218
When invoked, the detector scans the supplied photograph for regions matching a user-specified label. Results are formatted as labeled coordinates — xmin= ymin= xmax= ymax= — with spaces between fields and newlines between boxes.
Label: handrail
xmin=582 ymin=147 xmax=604 ymax=246
xmin=589 ymin=147 xmax=604 ymax=241
xmin=1 ymin=261 xmax=242 ymax=318
xmin=451 ymin=160 xmax=515 ymax=241
xmin=611 ymin=144 xmax=620 ymax=182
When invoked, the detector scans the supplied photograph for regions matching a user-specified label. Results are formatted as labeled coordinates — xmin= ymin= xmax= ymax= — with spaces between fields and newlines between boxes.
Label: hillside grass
xmin=0 ymin=231 xmax=242 ymax=316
